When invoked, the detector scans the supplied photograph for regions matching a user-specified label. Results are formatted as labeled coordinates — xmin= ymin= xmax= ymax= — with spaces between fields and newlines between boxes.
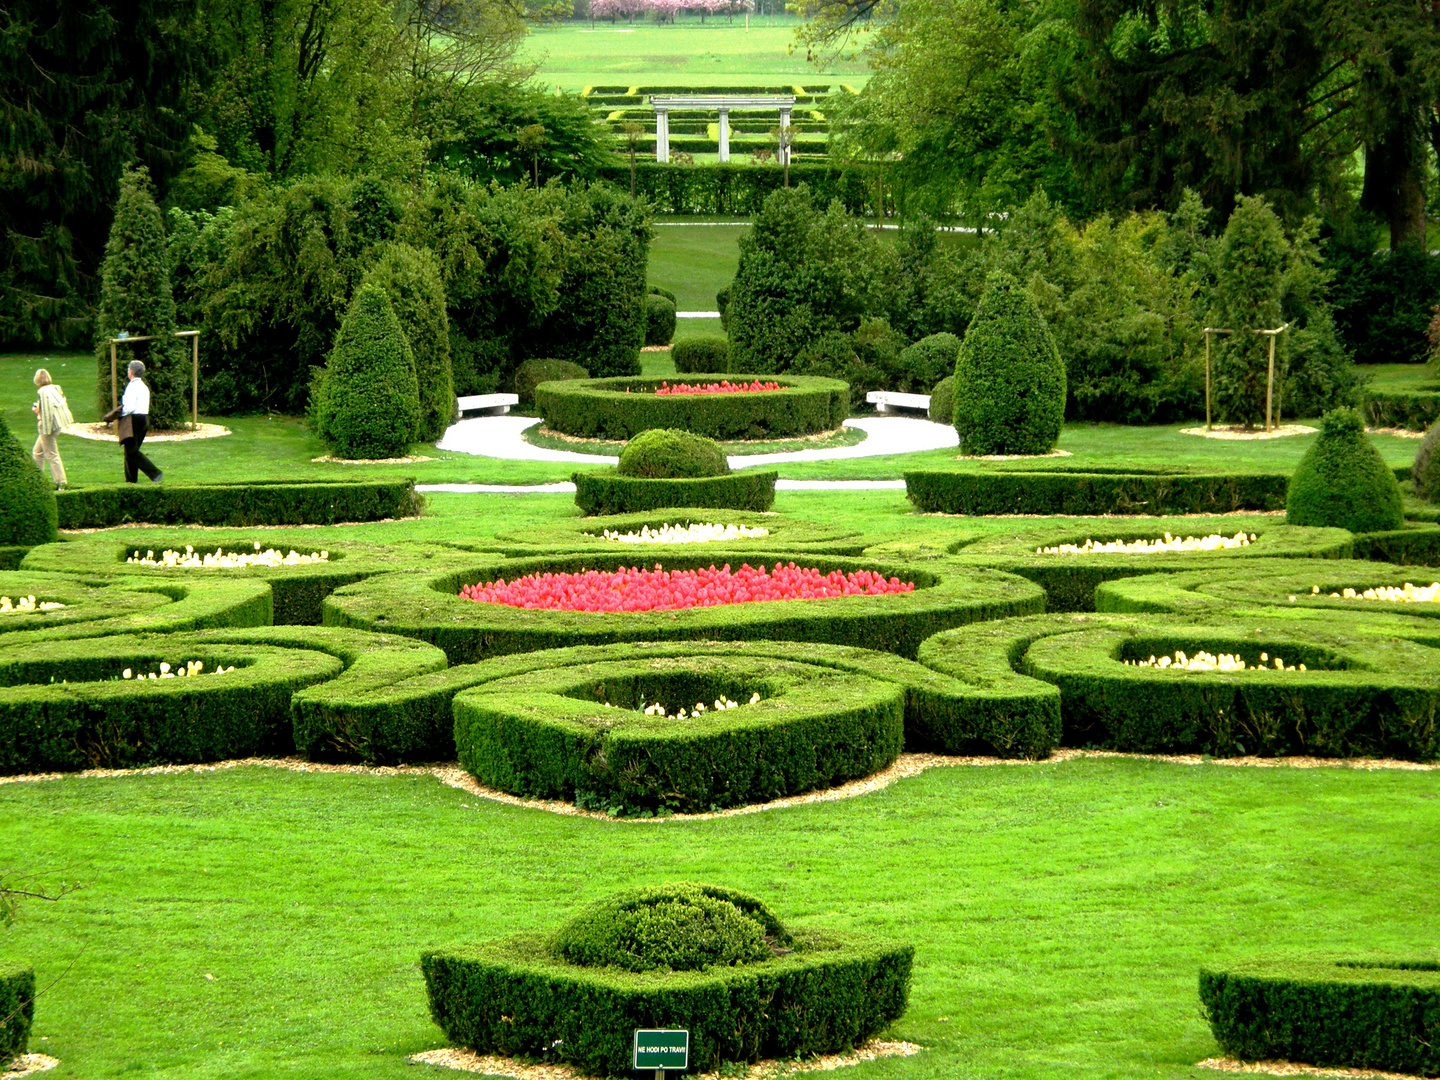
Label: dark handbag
xmin=115 ymin=413 xmax=134 ymax=441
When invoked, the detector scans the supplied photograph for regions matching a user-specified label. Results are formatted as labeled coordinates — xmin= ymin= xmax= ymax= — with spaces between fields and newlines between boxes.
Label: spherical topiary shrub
xmin=513 ymin=357 xmax=589 ymax=407
xmin=1413 ymin=416 xmax=1440 ymax=503
xmin=672 ymin=335 xmax=729 ymax=374
xmin=1287 ymin=408 xmax=1404 ymax=532
xmin=648 ymin=284 xmax=677 ymax=304
xmin=644 ymin=292 xmax=677 ymax=346
xmin=900 ymin=332 xmax=961 ymax=394
xmin=314 ymin=284 xmax=421 ymax=460
xmin=952 ymin=271 xmax=1066 ymax=455
xmin=928 ymin=375 xmax=955 ymax=424
xmin=618 ymin=429 xmax=729 ymax=479
xmin=0 ymin=415 xmax=58 ymax=548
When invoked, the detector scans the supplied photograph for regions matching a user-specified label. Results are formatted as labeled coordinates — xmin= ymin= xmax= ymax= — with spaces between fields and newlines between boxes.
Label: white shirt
xmin=121 ymin=378 xmax=150 ymax=416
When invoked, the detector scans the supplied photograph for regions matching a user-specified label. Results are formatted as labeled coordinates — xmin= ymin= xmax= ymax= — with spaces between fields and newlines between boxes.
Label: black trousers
xmin=121 ymin=414 xmax=161 ymax=483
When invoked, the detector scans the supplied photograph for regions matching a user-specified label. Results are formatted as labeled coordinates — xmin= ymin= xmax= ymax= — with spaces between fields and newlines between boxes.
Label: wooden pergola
xmin=107 ymin=329 xmax=201 ymax=430
xmin=1202 ymin=323 xmax=1291 ymax=432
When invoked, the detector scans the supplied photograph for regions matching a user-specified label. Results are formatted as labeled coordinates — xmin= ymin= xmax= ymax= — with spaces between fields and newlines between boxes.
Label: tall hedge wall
xmin=594 ymin=162 xmax=877 ymax=216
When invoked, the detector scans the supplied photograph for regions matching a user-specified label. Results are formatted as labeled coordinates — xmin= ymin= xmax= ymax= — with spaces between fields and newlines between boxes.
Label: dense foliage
xmin=1286 ymin=408 xmax=1404 ymax=533
xmin=513 ymin=357 xmax=589 ymax=405
xmin=644 ymin=292 xmax=677 ymax=346
xmin=617 ymin=429 xmax=730 ymax=478
xmin=0 ymin=416 xmax=59 ymax=547
xmin=672 ymin=336 xmax=730 ymax=374
xmin=362 ymin=243 xmax=454 ymax=442
xmin=1414 ymin=420 xmax=1440 ymax=504
xmin=313 ymin=284 xmax=421 ymax=460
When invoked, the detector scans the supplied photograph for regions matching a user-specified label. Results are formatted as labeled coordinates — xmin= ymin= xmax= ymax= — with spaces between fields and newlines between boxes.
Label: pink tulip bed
xmin=653 ymin=379 xmax=783 ymax=396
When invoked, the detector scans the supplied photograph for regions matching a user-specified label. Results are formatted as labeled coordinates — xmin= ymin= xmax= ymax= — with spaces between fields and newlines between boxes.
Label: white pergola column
xmin=717 ymin=107 xmax=730 ymax=163
xmin=779 ymin=107 xmax=792 ymax=166
xmin=655 ymin=108 xmax=670 ymax=164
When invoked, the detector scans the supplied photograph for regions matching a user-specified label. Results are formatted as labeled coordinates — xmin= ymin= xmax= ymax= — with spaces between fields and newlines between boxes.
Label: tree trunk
xmin=1362 ymin=119 xmax=1429 ymax=249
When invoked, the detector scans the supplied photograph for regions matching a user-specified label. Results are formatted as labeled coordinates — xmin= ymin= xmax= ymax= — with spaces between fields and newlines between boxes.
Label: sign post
xmin=633 ymin=1029 xmax=688 ymax=1079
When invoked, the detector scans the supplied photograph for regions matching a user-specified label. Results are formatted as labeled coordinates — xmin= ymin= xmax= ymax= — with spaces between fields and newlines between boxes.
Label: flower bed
xmin=655 ymin=379 xmax=781 ymax=395
xmin=0 ymin=595 xmax=64 ymax=614
xmin=1121 ymin=649 xmax=1304 ymax=672
xmin=127 ymin=544 xmax=330 ymax=569
xmin=458 ymin=563 xmax=913 ymax=614
xmin=1037 ymin=532 xmax=1254 ymax=555
xmin=595 ymin=522 xmax=769 ymax=545
xmin=1308 ymin=581 xmax=1440 ymax=603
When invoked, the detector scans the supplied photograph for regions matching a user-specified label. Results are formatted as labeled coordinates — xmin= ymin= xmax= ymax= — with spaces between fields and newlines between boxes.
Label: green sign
xmin=633 ymin=1028 xmax=689 ymax=1071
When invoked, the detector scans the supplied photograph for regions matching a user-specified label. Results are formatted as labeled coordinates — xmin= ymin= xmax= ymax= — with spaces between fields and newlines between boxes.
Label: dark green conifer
xmin=315 ymin=284 xmax=420 ymax=460
xmin=1286 ymin=408 xmax=1403 ymax=532
xmin=0 ymin=416 xmax=59 ymax=547
xmin=363 ymin=244 xmax=454 ymax=442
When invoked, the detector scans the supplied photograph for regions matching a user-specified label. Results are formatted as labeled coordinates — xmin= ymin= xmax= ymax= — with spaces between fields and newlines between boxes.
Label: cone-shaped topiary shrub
xmin=928 ymin=375 xmax=955 ymax=423
xmin=1287 ymin=408 xmax=1403 ymax=532
xmin=513 ymin=358 xmax=589 ymax=407
xmin=363 ymin=243 xmax=453 ymax=442
xmin=952 ymin=271 xmax=1066 ymax=455
xmin=94 ymin=165 xmax=188 ymax=430
xmin=314 ymin=284 xmax=421 ymax=460
xmin=672 ymin=336 xmax=729 ymax=374
xmin=0 ymin=416 xmax=58 ymax=547
xmin=644 ymin=293 xmax=677 ymax=346
xmin=1414 ymin=417 xmax=1440 ymax=503
xmin=549 ymin=883 xmax=789 ymax=973
xmin=618 ymin=429 xmax=729 ymax=479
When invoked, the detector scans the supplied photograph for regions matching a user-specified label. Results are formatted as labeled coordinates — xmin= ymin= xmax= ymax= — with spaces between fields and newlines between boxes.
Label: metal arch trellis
xmin=1202 ymin=322 xmax=1292 ymax=433
xmin=107 ymin=330 xmax=201 ymax=431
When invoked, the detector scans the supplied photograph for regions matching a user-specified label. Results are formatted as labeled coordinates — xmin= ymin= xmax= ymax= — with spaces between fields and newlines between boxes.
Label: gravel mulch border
xmin=1 ymin=1055 xmax=59 ymax=1079
xmin=409 ymin=1040 xmax=922 ymax=1078
xmin=1368 ymin=427 xmax=1427 ymax=440
xmin=1197 ymin=1056 xmax=1425 ymax=1079
xmin=1180 ymin=425 xmax=1317 ymax=440
xmin=951 ymin=449 xmax=1073 ymax=461
xmin=62 ymin=422 xmax=231 ymax=443
xmin=310 ymin=454 xmax=434 ymax=464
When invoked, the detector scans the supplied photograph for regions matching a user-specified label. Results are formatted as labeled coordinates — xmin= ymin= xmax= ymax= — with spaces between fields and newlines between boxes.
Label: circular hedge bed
xmin=536 ymin=374 xmax=849 ymax=440
xmin=0 ymin=570 xmax=271 ymax=640
xmin=421 ymin=882 xmax=913 ymax=1077
xmin=918 ymin=609 xmax=1440 ymax=760
xmin=454 ymin=651 xmax=905 ymax=813
xmin=21 ymin=535 xmax=472 ymax=625
xmin=322 ymin=553 xmax=1045 ymax=664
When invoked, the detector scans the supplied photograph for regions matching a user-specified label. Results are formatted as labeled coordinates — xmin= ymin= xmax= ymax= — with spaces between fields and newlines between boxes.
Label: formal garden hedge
xmin=0 ymin=626 xmax=446 ymax=774
xmin=536 ymin=375 xmax=849 ymax=441
xmin=0 ymin=571 xmax=271 ymax=640
xmin=904 ymin=468 xmax=1293 ymax=517
xmin=672 ymin=336 xmax=729 ymax=375
xmin=919 ymin=609 xmax=1440 ymax=760
xmin=54 ymin=479 xmax=423 ymax=529
xmin=594 ymin=162 xmax=877 ymax=216
xmin=1200 ymin=958 xmax=1440 ymax=1076
xmin=422 ymin=883 xmax=912 ymax=1077
xmin=322 ymin=554 xmax=1046 ymax=665
xmin=573 ymin=469 xmax=778 ymax=515
xmin=0 ymin=962 xmax=34 ymax=1065
xmin=1350 ymin=522 xmax=1440 ymax=564
xmin=21 ymin=536 xmax=470 ymax=624
xmin=453 ymin=510 xmax=867 ymax=556
xmin=1362 ymin=387 xmax=1440 ymax=431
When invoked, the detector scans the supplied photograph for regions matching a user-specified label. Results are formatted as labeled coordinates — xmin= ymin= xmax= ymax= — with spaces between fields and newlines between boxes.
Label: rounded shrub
xmin=1287 ymin=408 xmax=1403 ymax=532
xmin=952 ymin=271 xmax=1066 ymax=455
xmin=549 ymin=884 xmax=786 ymax=972
xmin=513 ymin=357 xmax=589 ymax=407
xmin=928 ymin=375 xmax=955 ymax=424
xmin=672 ymin=335 xmax=729 ymax=374
xmin=363 ymin=242 xmax=454 ymax=442
xmin=0 ymin=415 xmax=58 ymax=548
xmin=1413 ymin=416 xmax=1440 ymax=502
xmin=648 ymin=284 xmax=677 ymax=304
xmin=0 ymin=963 xmax=35 ymax=1065
xmin=618 ymin=429 xmax=729 ymax=479
xmin=899 ymin=332 xmax=960 ymax=393
xmin=644 ymin=292 xmax=677 ymax=346
xmin=315 ymin=284 xmax=421 ymax=460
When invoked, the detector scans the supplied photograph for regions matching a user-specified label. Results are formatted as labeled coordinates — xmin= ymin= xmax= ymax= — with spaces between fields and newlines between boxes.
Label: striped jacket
xmin=36 ymin=384 xmax=73 ymax=435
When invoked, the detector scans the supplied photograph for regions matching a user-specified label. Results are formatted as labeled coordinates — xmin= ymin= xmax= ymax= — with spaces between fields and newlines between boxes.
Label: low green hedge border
xmin=1362 ymin=388 xmax=1440 ymax=431
xmin=454 ymin=653 xmax=905 ymax=813
xmin=0 ymin=547 xmax=27 ymax=572
xmin=921 ymin=610 xmax=1440 ymax=760
xmin=537 ymin=375 xmax=849 ymax=441
xmin=294 ymin=639 xmax=1063 ymax=768
xmin=422 ymin=928 xmax=912 ymax=1078
xmin=0 ymin=572 xmax=271 ymax=641
xmin=0 ymin=626 xmax=447 ymax=774
xmin=55 ymin=479 xmax=423 ymax=528
xmin=457 ymin=509 xmax=866 ymax=556
xmin=904 ymin=469 xmax=1292 ymax=516
xmin=322 ymin=553 xmax=1046 ymax=665
xmin=1350 ymin=522 xmax=1440 ymax=564
xmin=0 ymin=962 xmax=34 ymax=1065
xmin=572 ymin=469 xmax=778 ymax=516
xmin=1200 ymin=958 xmax=1440 ymax=1076
xmin=21 ymin=537 xmax=471 ymax=624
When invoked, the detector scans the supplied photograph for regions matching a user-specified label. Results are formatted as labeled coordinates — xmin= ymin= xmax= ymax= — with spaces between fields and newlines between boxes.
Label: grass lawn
xmin=517 ymin=16 xmax=867 ymax=92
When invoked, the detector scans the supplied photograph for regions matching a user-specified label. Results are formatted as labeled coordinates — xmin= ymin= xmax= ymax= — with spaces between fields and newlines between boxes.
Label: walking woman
xmin=102 ymin=359 xmax=164 ymax=483
xmin=31 ymin=368 xmax=72 ymax=489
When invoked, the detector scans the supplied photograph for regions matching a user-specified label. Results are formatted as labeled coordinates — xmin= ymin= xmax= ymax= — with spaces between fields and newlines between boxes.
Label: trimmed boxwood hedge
xmin=423 ymin=926 xmax=912 ymax=1077
xmin=454 ymin=653 xmax=905 ymax=813
xmin=1349 ymin=522 xmax=1440 ymax=564
xmin=0 ymin=962 xmax=34 ymax=1065
xmin=1362 ymin=387 xmax=1440 ymax=431
xmin=0 ymin=571 xmax=271 ymax=640
xmin=21 ymin=536 xmax=472 ymax=625
xmin=322 ymin=553 xmax=1046 ymax=664
xmin=537 ymin=375 xmax=849 ymax=441
xmin=905 ymin=469 xmax=1293 ymax=516
xmin=671 ymin=336 xmax=729 ymax=375
xmin=920 ymin=609 xmax=1440 ymax=760
xmin=0 ymin=547 xmax=29 ymax=571
xmin=573 ymin=468 xmax=777 ymax=516
xmin=54 ymin=479 xmax=423 ymax=529
xmin=1200 ymin=957 xmax=1440 ymax=1076
xmin=934 ymin=524 xmax=1355 ymax=611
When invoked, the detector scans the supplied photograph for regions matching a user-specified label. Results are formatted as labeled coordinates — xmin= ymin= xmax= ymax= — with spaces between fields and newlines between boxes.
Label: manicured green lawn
xmin=649 ymin=223 xmax=748 ymax=310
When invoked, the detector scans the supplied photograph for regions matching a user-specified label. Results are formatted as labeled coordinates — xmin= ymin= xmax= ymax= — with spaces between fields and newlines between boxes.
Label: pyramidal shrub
xmin=1286 ymin=408 xmax=1403 ymax=532
xmin=315 ymin=284 xmax=421 ymax=460
xmin=952 ymin=271 xmax=1066 ymax=455
xmin=0 ymin=415 xmax=59 ymax=546
xmin=363 ymin=243 xmax=453 ymax=442
xmin=1413 ymin=417 xmax=1440 ymax=503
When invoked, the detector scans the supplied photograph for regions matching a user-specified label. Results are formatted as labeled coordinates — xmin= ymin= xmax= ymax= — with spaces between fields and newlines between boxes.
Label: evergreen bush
xmin=1413 ymin=418 xmax=1440 ymax=502
xmin=618 ymin=429 xmax=729 ymax=479
xmin=648 ymin=284 xmax=677 ymax=304
xmin=93 ymin=165 xmax=188 ymax=430
xmin=0 ymin=416 xmax=58 ymax=547
xmin=363 ymin=243 xmax=454 ymax=442
xmin=0 ymin=963 xmax=34 ymax=1065
xmin=900 ymin=333 xmax=961 ymax=394
xmin=1287 ymin=408 xmax=1404 ymax=532
xmin=928 ymin=376 xmax=955 ymax=423
xmin=644 ymin=292 xmax=677 ymax=346
xmin=314 ymin=284 xmax=421 ymax=460
xmin=672 ymin=336 xmax=729 ymax=374
xmin=952 ymin=271 xmax=1066 ymax=455
xmin=1212 ymin=196 xmax=1288 ymax=428
xmin=513 ymin=358 xmax=589 ymax=406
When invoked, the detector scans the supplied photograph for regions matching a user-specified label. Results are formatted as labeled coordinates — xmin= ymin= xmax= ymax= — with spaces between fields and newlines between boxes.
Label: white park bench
xmin=866 ymin=391 xmax=932 ymax=415
xmin=456 ymin=393 xmax=519 ymax=417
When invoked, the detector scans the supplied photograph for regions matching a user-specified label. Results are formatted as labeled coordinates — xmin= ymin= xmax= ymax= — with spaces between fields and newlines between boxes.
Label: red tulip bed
xmin=654 ymin=379 xmax=783 ymax=396
xmin=458 ymin=562 xmax=915 ymax=613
